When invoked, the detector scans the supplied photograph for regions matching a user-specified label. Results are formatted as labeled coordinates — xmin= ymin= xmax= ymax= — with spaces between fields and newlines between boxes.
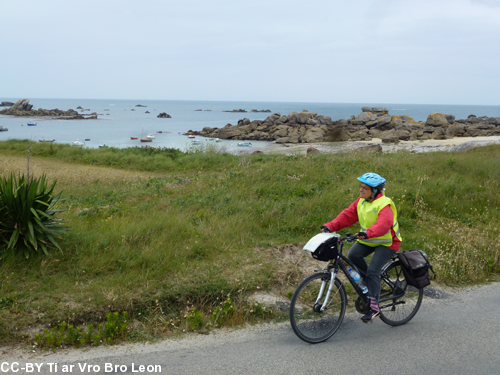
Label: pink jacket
xmin=322 ymin=193 xmax=401 ymax=251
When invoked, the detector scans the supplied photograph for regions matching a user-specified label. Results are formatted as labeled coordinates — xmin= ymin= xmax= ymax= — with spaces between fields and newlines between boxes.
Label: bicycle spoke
xmin=290 ymin=273 xmax=347 ymax=343
xmin=378 ymin=260 xmax=423 ymax=326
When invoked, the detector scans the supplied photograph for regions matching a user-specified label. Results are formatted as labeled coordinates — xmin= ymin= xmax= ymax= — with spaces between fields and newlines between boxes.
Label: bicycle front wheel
xmin=289 ymin=272 xmax=347 ymax=343
xmin=379 ymin=260 xmax=423 ymax=326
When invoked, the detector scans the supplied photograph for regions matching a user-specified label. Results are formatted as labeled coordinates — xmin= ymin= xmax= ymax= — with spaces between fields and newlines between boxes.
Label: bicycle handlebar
xmin=340 ymin=233 xmax=358 ymax=242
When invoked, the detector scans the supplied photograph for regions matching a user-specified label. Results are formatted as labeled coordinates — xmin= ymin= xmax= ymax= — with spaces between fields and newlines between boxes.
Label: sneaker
xmin=361 ymin=308 xmax=380 ymax=323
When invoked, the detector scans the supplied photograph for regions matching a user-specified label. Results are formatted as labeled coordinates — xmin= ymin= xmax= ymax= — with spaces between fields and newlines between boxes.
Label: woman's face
xmin=359 ymin=183 xmax=373 ymax=200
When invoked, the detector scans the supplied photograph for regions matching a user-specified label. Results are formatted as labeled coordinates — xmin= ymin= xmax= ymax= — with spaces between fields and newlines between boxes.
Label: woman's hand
xmin=355 ymin=232 xmax=367 ymax=239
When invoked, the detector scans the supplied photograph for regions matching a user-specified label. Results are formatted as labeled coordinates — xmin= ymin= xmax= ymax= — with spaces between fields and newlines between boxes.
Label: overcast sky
xmin=1 ymin=0 xmax=499 ymax=105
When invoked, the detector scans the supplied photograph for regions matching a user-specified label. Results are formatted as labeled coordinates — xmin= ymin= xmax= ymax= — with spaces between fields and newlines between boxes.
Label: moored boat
xmin=188 ymin=135 xmax=195 ymax=139
xmin=73 ymin=140 xmax=85 ymax=146
xmin=130 ymin=137 xmax=138 ymax=140
xmin=146 ymin=134 xmax=155 ymax=139
xmin=39 ymin=138 xmax=55 ymax=143
xmin=27 ymin=122 xmax=37 ymax=126
xmin=192 ymin=140 xmax=201 ymax=145
xmin=237 ymin=142 xmax=252 ymax=147
xmin=140 ymin=138 xmax=152 ymax=142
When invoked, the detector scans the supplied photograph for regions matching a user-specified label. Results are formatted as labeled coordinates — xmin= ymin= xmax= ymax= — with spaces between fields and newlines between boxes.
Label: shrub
xmin=0 ymin=173 xmax=65 ymax=258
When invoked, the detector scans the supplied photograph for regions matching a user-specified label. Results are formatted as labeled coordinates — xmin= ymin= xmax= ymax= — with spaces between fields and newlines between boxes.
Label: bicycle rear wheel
xmin=379 ymin=260 xmax=423 ymax=326
xmin=289 ymin=272 xmax=347 ymax=343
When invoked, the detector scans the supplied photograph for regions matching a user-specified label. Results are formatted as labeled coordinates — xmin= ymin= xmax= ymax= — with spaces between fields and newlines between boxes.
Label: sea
xmin=1 ymin=98 xmax=499 ymax=151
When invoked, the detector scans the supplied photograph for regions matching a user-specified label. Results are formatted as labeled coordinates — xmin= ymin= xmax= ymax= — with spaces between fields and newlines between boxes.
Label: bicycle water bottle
xmin=348 ymin=268 xmax=368 ymax=294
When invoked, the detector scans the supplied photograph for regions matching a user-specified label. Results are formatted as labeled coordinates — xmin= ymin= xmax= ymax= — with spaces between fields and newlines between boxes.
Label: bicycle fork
xmin=315 ymin=269 xmax=336 ymax=312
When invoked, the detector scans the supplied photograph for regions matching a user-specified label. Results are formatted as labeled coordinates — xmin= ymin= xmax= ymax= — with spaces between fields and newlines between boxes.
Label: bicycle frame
xmin=313 ymin=238 xmax=404 ymax=311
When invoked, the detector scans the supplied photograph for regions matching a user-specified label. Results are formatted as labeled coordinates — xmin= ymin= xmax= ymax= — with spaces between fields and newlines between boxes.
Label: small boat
xmin=84 ymin=138 xmax=91 ymax=141
xmin=140 ymin=138 xmax=152 ymax=142
xmin=73 ymin=140 xmax=85 ymax=146
xmin=39 ymin=138 xmax=55 ymax=143
xmin=188 ymin=135 xmax=195 ymax=139
xmin=98 ymin=144 xmax=108 ymax=148
xmin=215 ymin=138 xmax=221 ymax=142
xmin=237 ymin=142 xmax=252 ymax=147
xmin=130 ymin=137 xmax=138 ymax=140
xmin=192 ymin=140 xmax=202 ymax=145
xmin=27 ymin=122 xmax=37 ymax=126
xmin=146 ymin=134 xmax=155 ymax=139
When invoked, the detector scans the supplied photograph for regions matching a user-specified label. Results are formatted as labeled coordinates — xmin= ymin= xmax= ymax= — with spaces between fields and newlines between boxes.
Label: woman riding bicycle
xmin=321 ymin=172 xmax=402 ymax=323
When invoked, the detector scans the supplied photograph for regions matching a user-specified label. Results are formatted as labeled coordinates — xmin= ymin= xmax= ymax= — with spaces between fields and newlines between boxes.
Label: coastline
xmin=240 ymin=136 xmax=500 ymax=155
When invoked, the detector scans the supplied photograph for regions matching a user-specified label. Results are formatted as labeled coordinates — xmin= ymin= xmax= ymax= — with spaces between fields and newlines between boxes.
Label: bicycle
xmin=289 ymin=233 xmax=424 ymax=343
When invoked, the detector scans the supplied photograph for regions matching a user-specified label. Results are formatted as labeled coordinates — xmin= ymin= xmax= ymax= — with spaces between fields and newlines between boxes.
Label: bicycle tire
xmin=378 ymin=260 xmax=423 ymax=326
xmin=289 ymin=272 xmax=347 ymax=343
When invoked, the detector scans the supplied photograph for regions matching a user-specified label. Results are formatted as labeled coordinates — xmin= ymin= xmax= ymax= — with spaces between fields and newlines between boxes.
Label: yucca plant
xmin=0 ymin=173 xmax=65 ymax=258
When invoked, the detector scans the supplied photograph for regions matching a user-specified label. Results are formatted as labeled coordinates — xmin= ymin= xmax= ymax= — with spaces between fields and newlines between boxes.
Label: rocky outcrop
xmin=157 ymin=112 xmax=172 ymax=118
xmin=0 ymin=99 xmax=97 ymax=119
xmin=187 ymin=107 xmax=500 ymax=143
xmin=1 ymin=101 xmax=14 ymax=107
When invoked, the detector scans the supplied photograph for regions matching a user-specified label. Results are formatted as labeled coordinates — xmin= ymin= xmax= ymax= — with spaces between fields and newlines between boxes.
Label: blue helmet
xmin=357 ymin=173 xmax=386 ymax=188
xmin=357 ymin=173 xmax=386 ymax=200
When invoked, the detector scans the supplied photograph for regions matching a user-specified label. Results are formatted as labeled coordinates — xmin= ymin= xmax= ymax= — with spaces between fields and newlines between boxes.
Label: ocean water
xmin=1 ymin=98 xmax=499 ymax=150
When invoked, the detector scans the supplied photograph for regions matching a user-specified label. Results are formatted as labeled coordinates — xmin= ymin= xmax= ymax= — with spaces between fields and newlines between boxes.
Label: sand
xmin=240 ymin=136 xmax=500 ymax=155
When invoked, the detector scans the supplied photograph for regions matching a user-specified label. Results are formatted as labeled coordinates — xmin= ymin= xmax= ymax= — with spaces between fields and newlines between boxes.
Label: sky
xmin=1 ymin=0 xmax=499 ymax=105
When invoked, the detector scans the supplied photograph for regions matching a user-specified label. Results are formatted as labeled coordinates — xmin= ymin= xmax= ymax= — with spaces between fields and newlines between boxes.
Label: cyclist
xmin=321 ymin=172 xmax=401 ymax=323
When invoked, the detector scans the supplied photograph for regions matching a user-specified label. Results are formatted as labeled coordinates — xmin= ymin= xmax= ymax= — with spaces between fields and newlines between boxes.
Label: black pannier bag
xmin=397 ymin=249 xmax=436 ymax=288
xmin=311 ymin=236 xmax=339 ymax=262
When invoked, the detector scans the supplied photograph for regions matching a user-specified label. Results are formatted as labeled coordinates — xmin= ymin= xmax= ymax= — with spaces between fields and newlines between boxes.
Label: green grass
xmin=0 ymin=140 xmax=499 ymax=348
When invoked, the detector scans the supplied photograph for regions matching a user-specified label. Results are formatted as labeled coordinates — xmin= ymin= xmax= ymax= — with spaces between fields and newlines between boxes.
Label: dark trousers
xmin=347 ymin=243 xmax=395 ymax=302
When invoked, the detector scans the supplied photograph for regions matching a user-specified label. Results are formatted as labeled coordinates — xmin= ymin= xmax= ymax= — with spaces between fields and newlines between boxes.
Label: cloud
xmin=1 ymin=0 xmax=499 ymax=104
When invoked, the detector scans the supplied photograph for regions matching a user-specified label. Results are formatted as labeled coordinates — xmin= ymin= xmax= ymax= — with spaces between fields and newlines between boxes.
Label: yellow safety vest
xmin=356 ymin=195 xmax=402 ymax=247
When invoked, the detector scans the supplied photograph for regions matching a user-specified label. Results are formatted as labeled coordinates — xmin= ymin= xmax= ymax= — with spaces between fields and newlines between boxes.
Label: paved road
xmin=4 ymin=283 xmax=499 ymax=375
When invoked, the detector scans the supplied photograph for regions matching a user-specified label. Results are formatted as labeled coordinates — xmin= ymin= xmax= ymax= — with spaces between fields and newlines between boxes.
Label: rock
xmin=223 ymin=109 xmax=247 ymax=113
xmin=325 ymin=126 xmax=349 ymax=142
xmin=443 ymin=113 xmax=455 ymax=124
xmin=275 ymin=137 xmax=290 ymax=144
xmin=426 ymin=113 xmax=449 ymax=126
xmin=372 ymin=107 xmax=389 ymax=114
xmin=264 ymin=112 xmax=281 ymax=124
xmin=382 ymin=137 xmax=399 ymax=144
xmin=297 ymin=111 xmax=316 ymax=124
xmin=251 ymin=150 xmax=264 ymax=155
xmin=157 ymin=112 xmax=172 ymax=118
xmin=450 ymin=140 xmax=500 ymax=152
xmin=400 ymin=115 xmax=416 ymax=123
xmin=188 ymin=106 xmax=500 ymax=144
xmin=307 ymin=147 xmax=320 ymax=154
xmin=0 ymin=99 xmax=95 ymax=119
xmin=11 ymin=99 xmax=33 ymax=111
xmin=218 ymin=126 xmax=243 ymax=139
xmin=135 ymin=104 xmax=147 ymax=107
xmin=431 ymin=128 xmax=446 ymax=139
xmin=356 ymin=144 xmax=382 ymax=153
xmin=0 ymin=101 xmax=14 ymax=107
xmin=446 ymin=125 xmax=466 ymax=138
xmin=357 ymin=112 xmax=377 ymax=122
xmin=145 ymin=111 xmax=150 ymax=113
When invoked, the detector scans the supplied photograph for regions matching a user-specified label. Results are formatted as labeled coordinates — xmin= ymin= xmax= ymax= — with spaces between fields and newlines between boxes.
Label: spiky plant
xmin=0 ymin=173 xmax=65 ymax=258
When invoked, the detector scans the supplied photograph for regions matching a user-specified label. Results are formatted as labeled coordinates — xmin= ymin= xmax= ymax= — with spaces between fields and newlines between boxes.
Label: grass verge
xmin=0 ymin=140 xmax=499 ymax=349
